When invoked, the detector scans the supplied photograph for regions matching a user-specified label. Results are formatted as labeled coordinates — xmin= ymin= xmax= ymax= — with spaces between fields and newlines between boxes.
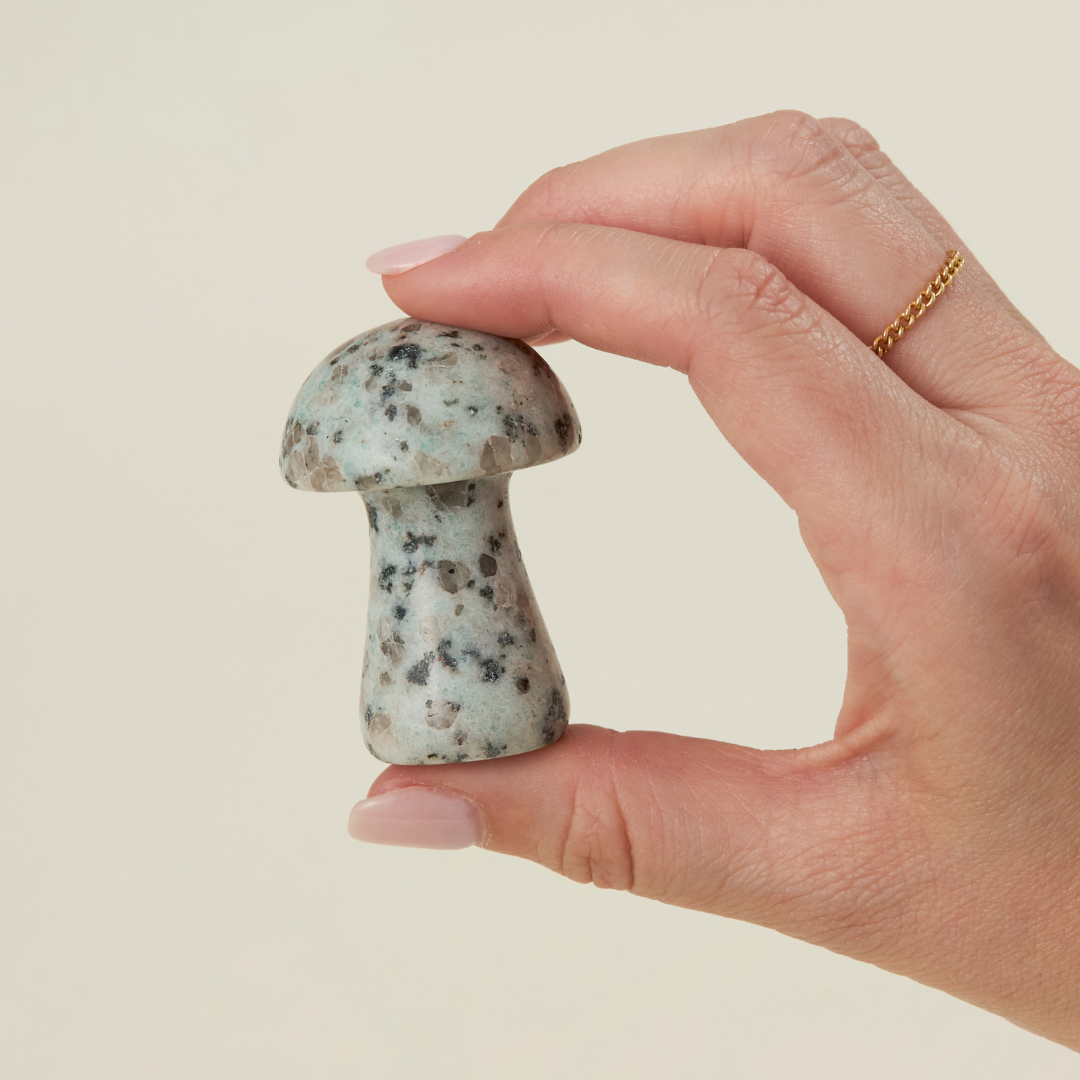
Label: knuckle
xmin=752 ymin=109 xmax=868 ymax=196
xmin=505 ymin=163 xmax=577 ymax=222
xmin=712 ymin=248 xmax=810 ymax=329
xmin=766 ymin=107 xmax=827 ymax=144
xmin=819 ymin=116 xmax=880 ymax=156
xmin=686 ymin=248 xmax=839 ymax=419
xmin=548 ymin=758 xmax=636 ymax=893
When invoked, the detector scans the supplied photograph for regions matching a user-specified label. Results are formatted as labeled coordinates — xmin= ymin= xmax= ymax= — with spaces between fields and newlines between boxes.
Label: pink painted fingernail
xmin=347 ymin=786 xmax=483 ymax=849
xmin=365 ymin=234 xmax=468 ymax=276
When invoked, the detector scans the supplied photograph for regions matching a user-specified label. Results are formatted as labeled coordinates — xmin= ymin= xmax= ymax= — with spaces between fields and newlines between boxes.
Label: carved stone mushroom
xmin=280 ymin=318 xmax=582 ymax=764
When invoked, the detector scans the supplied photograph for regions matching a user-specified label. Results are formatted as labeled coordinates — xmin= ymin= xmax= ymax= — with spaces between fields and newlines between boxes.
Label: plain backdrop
xmin=2 ymin=1 xmax=1078 ymax=1076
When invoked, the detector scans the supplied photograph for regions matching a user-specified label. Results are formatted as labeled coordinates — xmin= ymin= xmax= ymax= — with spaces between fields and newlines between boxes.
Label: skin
xmin=363 ymin=111 xmax=1080 ymax=1049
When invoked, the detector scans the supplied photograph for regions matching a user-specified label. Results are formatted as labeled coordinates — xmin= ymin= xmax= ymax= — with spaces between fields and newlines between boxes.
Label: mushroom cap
xmin=280 ymin=319 xmax=582 ymax=493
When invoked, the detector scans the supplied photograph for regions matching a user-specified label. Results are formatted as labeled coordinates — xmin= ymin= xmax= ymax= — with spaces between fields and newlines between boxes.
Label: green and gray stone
xmin=280 ymin=318 xmax=581 ymax=764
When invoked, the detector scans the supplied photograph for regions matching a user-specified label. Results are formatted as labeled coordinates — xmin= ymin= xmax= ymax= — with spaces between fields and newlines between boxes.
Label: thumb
xmin=351 ymin=725 xmax=902 ymax=945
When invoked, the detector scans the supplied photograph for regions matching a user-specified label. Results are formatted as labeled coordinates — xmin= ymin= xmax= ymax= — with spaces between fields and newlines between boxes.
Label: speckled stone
xmin=281 ymin=319 xmax=581 ymax=494
xmin=279 ymin=318 xmax=582 ymax=765
xmin=359 ymin=474 xmax=568 ymax=763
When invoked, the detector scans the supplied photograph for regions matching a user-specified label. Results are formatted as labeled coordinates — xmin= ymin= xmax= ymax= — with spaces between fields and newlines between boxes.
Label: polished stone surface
xmin=281 ymin=318 xmax=581 ymax=493
xmin=280 ymin=318 xmax=580 ymax=765
xmin=360 ymin=474 xmax=567 ymax=764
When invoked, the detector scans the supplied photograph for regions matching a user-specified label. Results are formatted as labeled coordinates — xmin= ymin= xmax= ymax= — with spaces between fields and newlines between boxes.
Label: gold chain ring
xmin=872 ymin=250 xmax=965 ymax=358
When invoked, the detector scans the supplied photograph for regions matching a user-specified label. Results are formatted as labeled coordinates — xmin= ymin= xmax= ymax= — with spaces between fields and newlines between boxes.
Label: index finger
xmin=380 ymin=219 xmax=937 ymax=528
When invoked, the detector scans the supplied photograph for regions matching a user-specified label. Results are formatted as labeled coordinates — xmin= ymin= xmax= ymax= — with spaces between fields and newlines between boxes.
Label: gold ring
xmin=872 ymin=250 xmax=965 ymax=358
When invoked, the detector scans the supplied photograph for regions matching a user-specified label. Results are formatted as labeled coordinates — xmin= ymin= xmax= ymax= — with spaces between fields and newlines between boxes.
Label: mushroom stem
xmin=359 ymin=474 xmax=568 ymax=765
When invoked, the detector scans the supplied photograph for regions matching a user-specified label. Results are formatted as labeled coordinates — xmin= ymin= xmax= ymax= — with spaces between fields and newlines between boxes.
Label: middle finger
xmin=496 ymin=111 xmax=1005 ymax=412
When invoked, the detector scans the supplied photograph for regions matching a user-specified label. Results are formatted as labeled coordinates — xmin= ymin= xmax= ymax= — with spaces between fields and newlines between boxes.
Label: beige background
xmin=2 ymin=0 xmax=1078 ymax=1076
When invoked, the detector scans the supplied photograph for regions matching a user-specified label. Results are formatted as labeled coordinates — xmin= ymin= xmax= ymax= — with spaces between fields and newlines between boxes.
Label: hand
xmin=351 ymin=111 xmax=1080 ymax=1049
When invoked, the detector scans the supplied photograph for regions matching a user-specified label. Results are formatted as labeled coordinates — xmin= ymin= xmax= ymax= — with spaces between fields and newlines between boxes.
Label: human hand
xmin=350 ymin=112 xmax=1080 ymax=1049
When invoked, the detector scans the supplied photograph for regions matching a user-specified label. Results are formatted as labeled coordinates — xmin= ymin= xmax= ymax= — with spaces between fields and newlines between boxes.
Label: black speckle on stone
xmin=380 ymin=372 xmax=398 ymax=402
xmin=463 ymin=646 xmax=481 ymax=659
xmin=385 ymin=404 xmax=397 ymax=421
xmin=443 ymin=398 xmax=459 ymax=406
xmin=373 ymin=471 xmax=383 ymax=483
xmin=437 ymin=639 xmax=458 ymax=671
xmin=399 ymin=441 xmax=408 ymax=451
xmin=402 ymin=532 xmax=436 ymax=554
xmin=369 ymin=363 xmax=384 ymax=376
xmin=466 ymin=579 xmax=476 ymax=589
xmin=364 ymin=501 xmax=378 ymax=533
xmin=403 ymin=581 xmax=413 ymax=595
xmin=496 ymin=405 xmax=503 ymax=413
xmin=483 ymin=740 xmax=507 ymax=758
xmin=497 ymin=499 xmax=504 ymax=508
xmin=306 ymin=421 xmax=319 ymax=436
xmin=487 ymin=534 xmax=503 ymax=554
xmin=529 ymin=628 xmax=537 ymax=643
xmin=498 ymin=632 xmax=515 ymax=646
xmin=427 ymin=753 xmax=440 ymax=760
xmin=501 ymin=413 xmax=537 ymax=442
xmin=378 ymin=565 xmax=397 ymax=592
xmin=541 ymin=688 xmax=567 ymax=744
xmin=472 ymin=343 xmax=484 ymax=351
xmin=467 ymin=405 xmax=479 ymax=415
xmin=407 ymin=654 xmax=434 ymax=686
xmin=388 ymin=343 xmax=422 ymax=368
xmin=480 ymin=659 xmax=500 ymax=683
xmin=333 ymin=429 xmax=343 ymax=444
xmin=479 ymin=554 xmax=497 ymax=577
xmin=437 ymin=330 xmax=460 ymax=339
xmin=515 ymin=676 xmax=530 ymax=694
xmin=364 ymin=706 xmax=373 ymax=726
xmin=393 ymin=605 xmax=407 ymax=621
xmin=554 ymin=413 xmax=573 ymax=451
xmin=478 ymin=585 xmax=494 ymax=602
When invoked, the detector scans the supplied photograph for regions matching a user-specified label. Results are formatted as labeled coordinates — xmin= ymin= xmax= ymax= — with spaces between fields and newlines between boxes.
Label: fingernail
xmin=348 ymin=786 xmax=483 ymax=849
xmin=365 ymin=234 xmax=468 ymax=276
